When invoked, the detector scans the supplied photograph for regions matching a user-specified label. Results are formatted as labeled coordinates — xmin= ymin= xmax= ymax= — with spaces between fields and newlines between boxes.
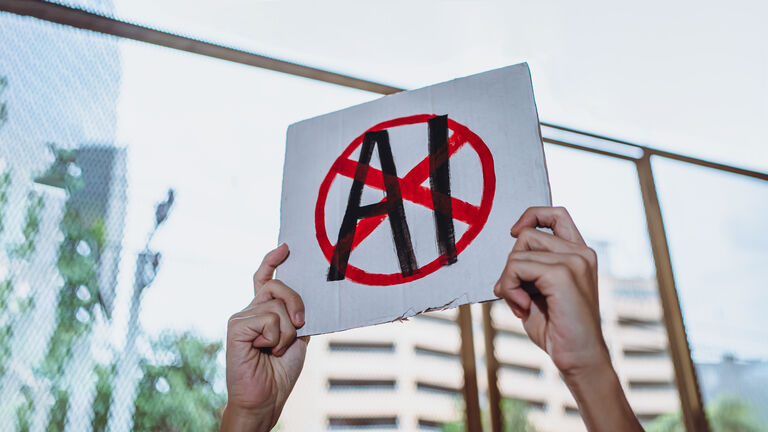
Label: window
xmin=328 ymin=341 xmax=395 ymax=353
xmin=414 ymin=345 xmax=459 ymax=360
xmin=328 ymin=416 xmax=398 ymax=429
xmin=416 ymin=381 xmax=461 ymax=396
xmin=328 ymin=378 xmax=397 ymax=391
xmin=499 ymin=361 xmax=541 ymax=377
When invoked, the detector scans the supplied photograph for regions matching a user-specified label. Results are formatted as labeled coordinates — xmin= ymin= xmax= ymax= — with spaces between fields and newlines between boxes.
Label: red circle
xmin=315 ymin=114 xmax=496 ymax=286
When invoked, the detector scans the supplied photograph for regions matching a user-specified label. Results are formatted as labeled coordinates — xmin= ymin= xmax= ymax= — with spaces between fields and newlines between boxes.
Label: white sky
xmin=106 ymin=0 xmax=768 ymax=362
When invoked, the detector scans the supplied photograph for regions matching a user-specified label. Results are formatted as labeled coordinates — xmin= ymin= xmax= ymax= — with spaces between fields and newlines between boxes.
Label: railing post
xmin=482 ymin=302 xmax=503 ymax=432
xmin=636 ymin=152 xmax=710 ymax=432
xmin=457 ymin=304 xmax=482 ymax=432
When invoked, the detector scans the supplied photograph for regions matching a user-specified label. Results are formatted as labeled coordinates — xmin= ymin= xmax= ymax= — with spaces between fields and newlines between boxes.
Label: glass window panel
xmin=654 ymin=156 xmax=768 ymax=428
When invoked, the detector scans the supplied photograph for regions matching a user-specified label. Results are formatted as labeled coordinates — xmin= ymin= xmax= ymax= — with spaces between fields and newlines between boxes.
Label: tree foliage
xmin=443 ymin=398 xmax=535 ymax=432
xmin=131 ymin=332 xmax=226 ymax=432
xmin=646 ymin=395 xmax=767 ymax=432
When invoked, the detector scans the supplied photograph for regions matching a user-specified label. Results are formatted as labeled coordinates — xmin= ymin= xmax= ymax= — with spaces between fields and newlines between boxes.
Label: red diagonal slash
xmin=332 ymin=131 xmax=479 ymax=250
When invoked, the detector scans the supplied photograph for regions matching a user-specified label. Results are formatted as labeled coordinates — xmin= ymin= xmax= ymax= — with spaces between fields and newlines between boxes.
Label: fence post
xmin=636 ymin=152 xmax=710 ymax=432
xmin=458 ymin=304 xmax=482 ymax=432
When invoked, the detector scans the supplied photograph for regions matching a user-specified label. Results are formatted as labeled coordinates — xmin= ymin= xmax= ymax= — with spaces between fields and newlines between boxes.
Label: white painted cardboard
xmin=278 ymin=63 xmax=551 ymax=336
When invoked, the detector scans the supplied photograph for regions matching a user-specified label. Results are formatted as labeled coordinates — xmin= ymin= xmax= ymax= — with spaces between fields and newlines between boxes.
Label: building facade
xmin=281 ymin=274 xmax=678 ymax=431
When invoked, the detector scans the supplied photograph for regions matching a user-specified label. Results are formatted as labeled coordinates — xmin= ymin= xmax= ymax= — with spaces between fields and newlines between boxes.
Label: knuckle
xmin=550 ymin=263 xmax=572 ymax=281
xmin=227 ymin=313 xmax=242 ymax=329
xmin=583 ymin=247 xmax=598 ymax=267
xmin=569 ymin=254 xmax=589 ymax=272
xmin=518 ymin=227 xmax=536 ymax=241
xmin=265 ymin=312 xmax=280 ymax=326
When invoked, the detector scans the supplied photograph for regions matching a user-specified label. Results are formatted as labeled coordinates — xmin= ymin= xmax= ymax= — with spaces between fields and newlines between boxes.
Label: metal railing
xmin=3 ymin=1 xmax=767 ymax=431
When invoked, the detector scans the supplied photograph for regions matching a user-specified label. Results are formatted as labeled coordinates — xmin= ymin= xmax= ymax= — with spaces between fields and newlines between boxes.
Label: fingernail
xmin=295 ymin=312 xmax=305 ymax=325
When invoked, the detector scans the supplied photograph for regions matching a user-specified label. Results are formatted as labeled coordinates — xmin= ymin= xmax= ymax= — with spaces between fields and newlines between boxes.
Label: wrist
xmin=221 ymin=404 xmax=272 ymax=432
xmin=560 ymin=350 xmax=614 ymax=391
xmin=560 ymin=356 xmax=642 ymax=432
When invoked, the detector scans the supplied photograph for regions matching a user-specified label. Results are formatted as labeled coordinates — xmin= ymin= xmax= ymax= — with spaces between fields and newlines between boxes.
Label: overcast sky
xmin=101 ymin=0 xmax=767 ymax=363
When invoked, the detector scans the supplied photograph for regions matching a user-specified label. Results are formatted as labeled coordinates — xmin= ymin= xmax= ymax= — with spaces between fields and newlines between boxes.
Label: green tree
xmin=646 ymin=395 xmax=767 ymax=432
xmin=131 ymin=332 xmax=226 ymax=432
xmin=443 ymin=398 xmax=535 ymax=432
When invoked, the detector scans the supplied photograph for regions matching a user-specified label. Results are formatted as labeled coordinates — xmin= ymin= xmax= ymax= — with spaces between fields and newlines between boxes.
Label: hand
xmin=221 ymin=244 xmax=308 ymax=432
xmin=494 ymin=207 xmax=642 ymax=432
xmin=494 ymin=206 xmax=607 ymax=378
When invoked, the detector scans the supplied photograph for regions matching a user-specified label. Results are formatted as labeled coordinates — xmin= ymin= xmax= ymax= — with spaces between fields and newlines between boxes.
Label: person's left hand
xmin=221 ymin=244 xmax=308 ymax=432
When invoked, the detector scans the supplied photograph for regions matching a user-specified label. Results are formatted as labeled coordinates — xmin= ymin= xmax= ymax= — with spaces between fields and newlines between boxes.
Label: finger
xmin=227 ymin=311 xmax=281 ymax=350
xmin=521 ymin=298 xmax=549 ymax=352
xmin=512 ymin=228 xmax=597 ymax=280
xmin=254 ymin=279 xmax=305 ymax=328
xmin=496 ymin=258 xmax=579 ymax=301
xmin=253 ymin=243 xmax=290 ymax=292
xmin=260 ymin=299 xmax=297 ymax=356
xmin=510 ymin=207 xmax=585 ymax=244
xmin=507 ymin=251 xmax=595 ymax=304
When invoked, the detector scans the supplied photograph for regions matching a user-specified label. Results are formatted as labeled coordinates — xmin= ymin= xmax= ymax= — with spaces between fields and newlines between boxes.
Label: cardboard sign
xmin=278 ymin=63 xmax=551 ymax=336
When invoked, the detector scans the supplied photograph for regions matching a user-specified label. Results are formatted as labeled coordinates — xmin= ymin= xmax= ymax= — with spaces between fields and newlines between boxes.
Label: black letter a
xmin=328 ymin=130 xmax=418 ymax=281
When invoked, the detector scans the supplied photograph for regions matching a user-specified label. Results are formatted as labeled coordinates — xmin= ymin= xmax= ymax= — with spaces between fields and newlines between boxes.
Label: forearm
xmin=220 ymin=405 xmax=272 ymax=432
xmin=563 ymin=362 xmax=643 ymax=432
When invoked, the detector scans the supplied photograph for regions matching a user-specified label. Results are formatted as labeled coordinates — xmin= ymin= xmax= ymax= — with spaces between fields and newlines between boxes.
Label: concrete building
xmin=281 ymin=274 xmax=678 ymax=431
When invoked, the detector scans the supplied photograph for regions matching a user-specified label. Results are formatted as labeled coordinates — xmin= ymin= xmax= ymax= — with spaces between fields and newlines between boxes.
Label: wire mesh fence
xmin=0 ymin=9 xmax=226 ymax=432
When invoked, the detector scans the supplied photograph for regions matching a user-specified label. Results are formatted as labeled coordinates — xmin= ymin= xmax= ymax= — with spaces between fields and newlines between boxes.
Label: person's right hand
xmin=220 ymin=244 xmax=308 ymax=432
xmin=494 ymin=207 xmax=642 ymax=432
xmin=494 ymin=206 xmax=608 ymax=379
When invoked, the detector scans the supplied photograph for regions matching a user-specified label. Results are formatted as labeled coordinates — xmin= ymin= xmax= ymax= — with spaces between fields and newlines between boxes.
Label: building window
xmin=328 ymin=378 xmax=397 ymax=391
xmin=418 ymin=418 xmax=445 ymax=430
xmin=328 ymin=416 xmax=398 ymax=429
xmin=414 ymin=345 xmax=459 ymax=360
xmin=499 ymin=361 xmax=541 ymax=377
xmin=617 ymin=316 xmax=663 ymax=329
xmin=328 ymin=341 xmax=395 ymax=353
xmin=623 ymin=347 xmax=669 ymax=359
xmin=524 ymin=399 xmax=546 ymax=411
xmin=416 ymin=381 xmax=461 ymax=396
xmin=565 ymin=406 xmax=581 ymax=417
xmin=628 ymin=380 xmax=676 ymax=391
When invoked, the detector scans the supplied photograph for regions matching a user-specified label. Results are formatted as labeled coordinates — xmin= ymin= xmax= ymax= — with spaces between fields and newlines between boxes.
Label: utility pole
xmin=106 ymin=189 xmax=173 ymax=432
